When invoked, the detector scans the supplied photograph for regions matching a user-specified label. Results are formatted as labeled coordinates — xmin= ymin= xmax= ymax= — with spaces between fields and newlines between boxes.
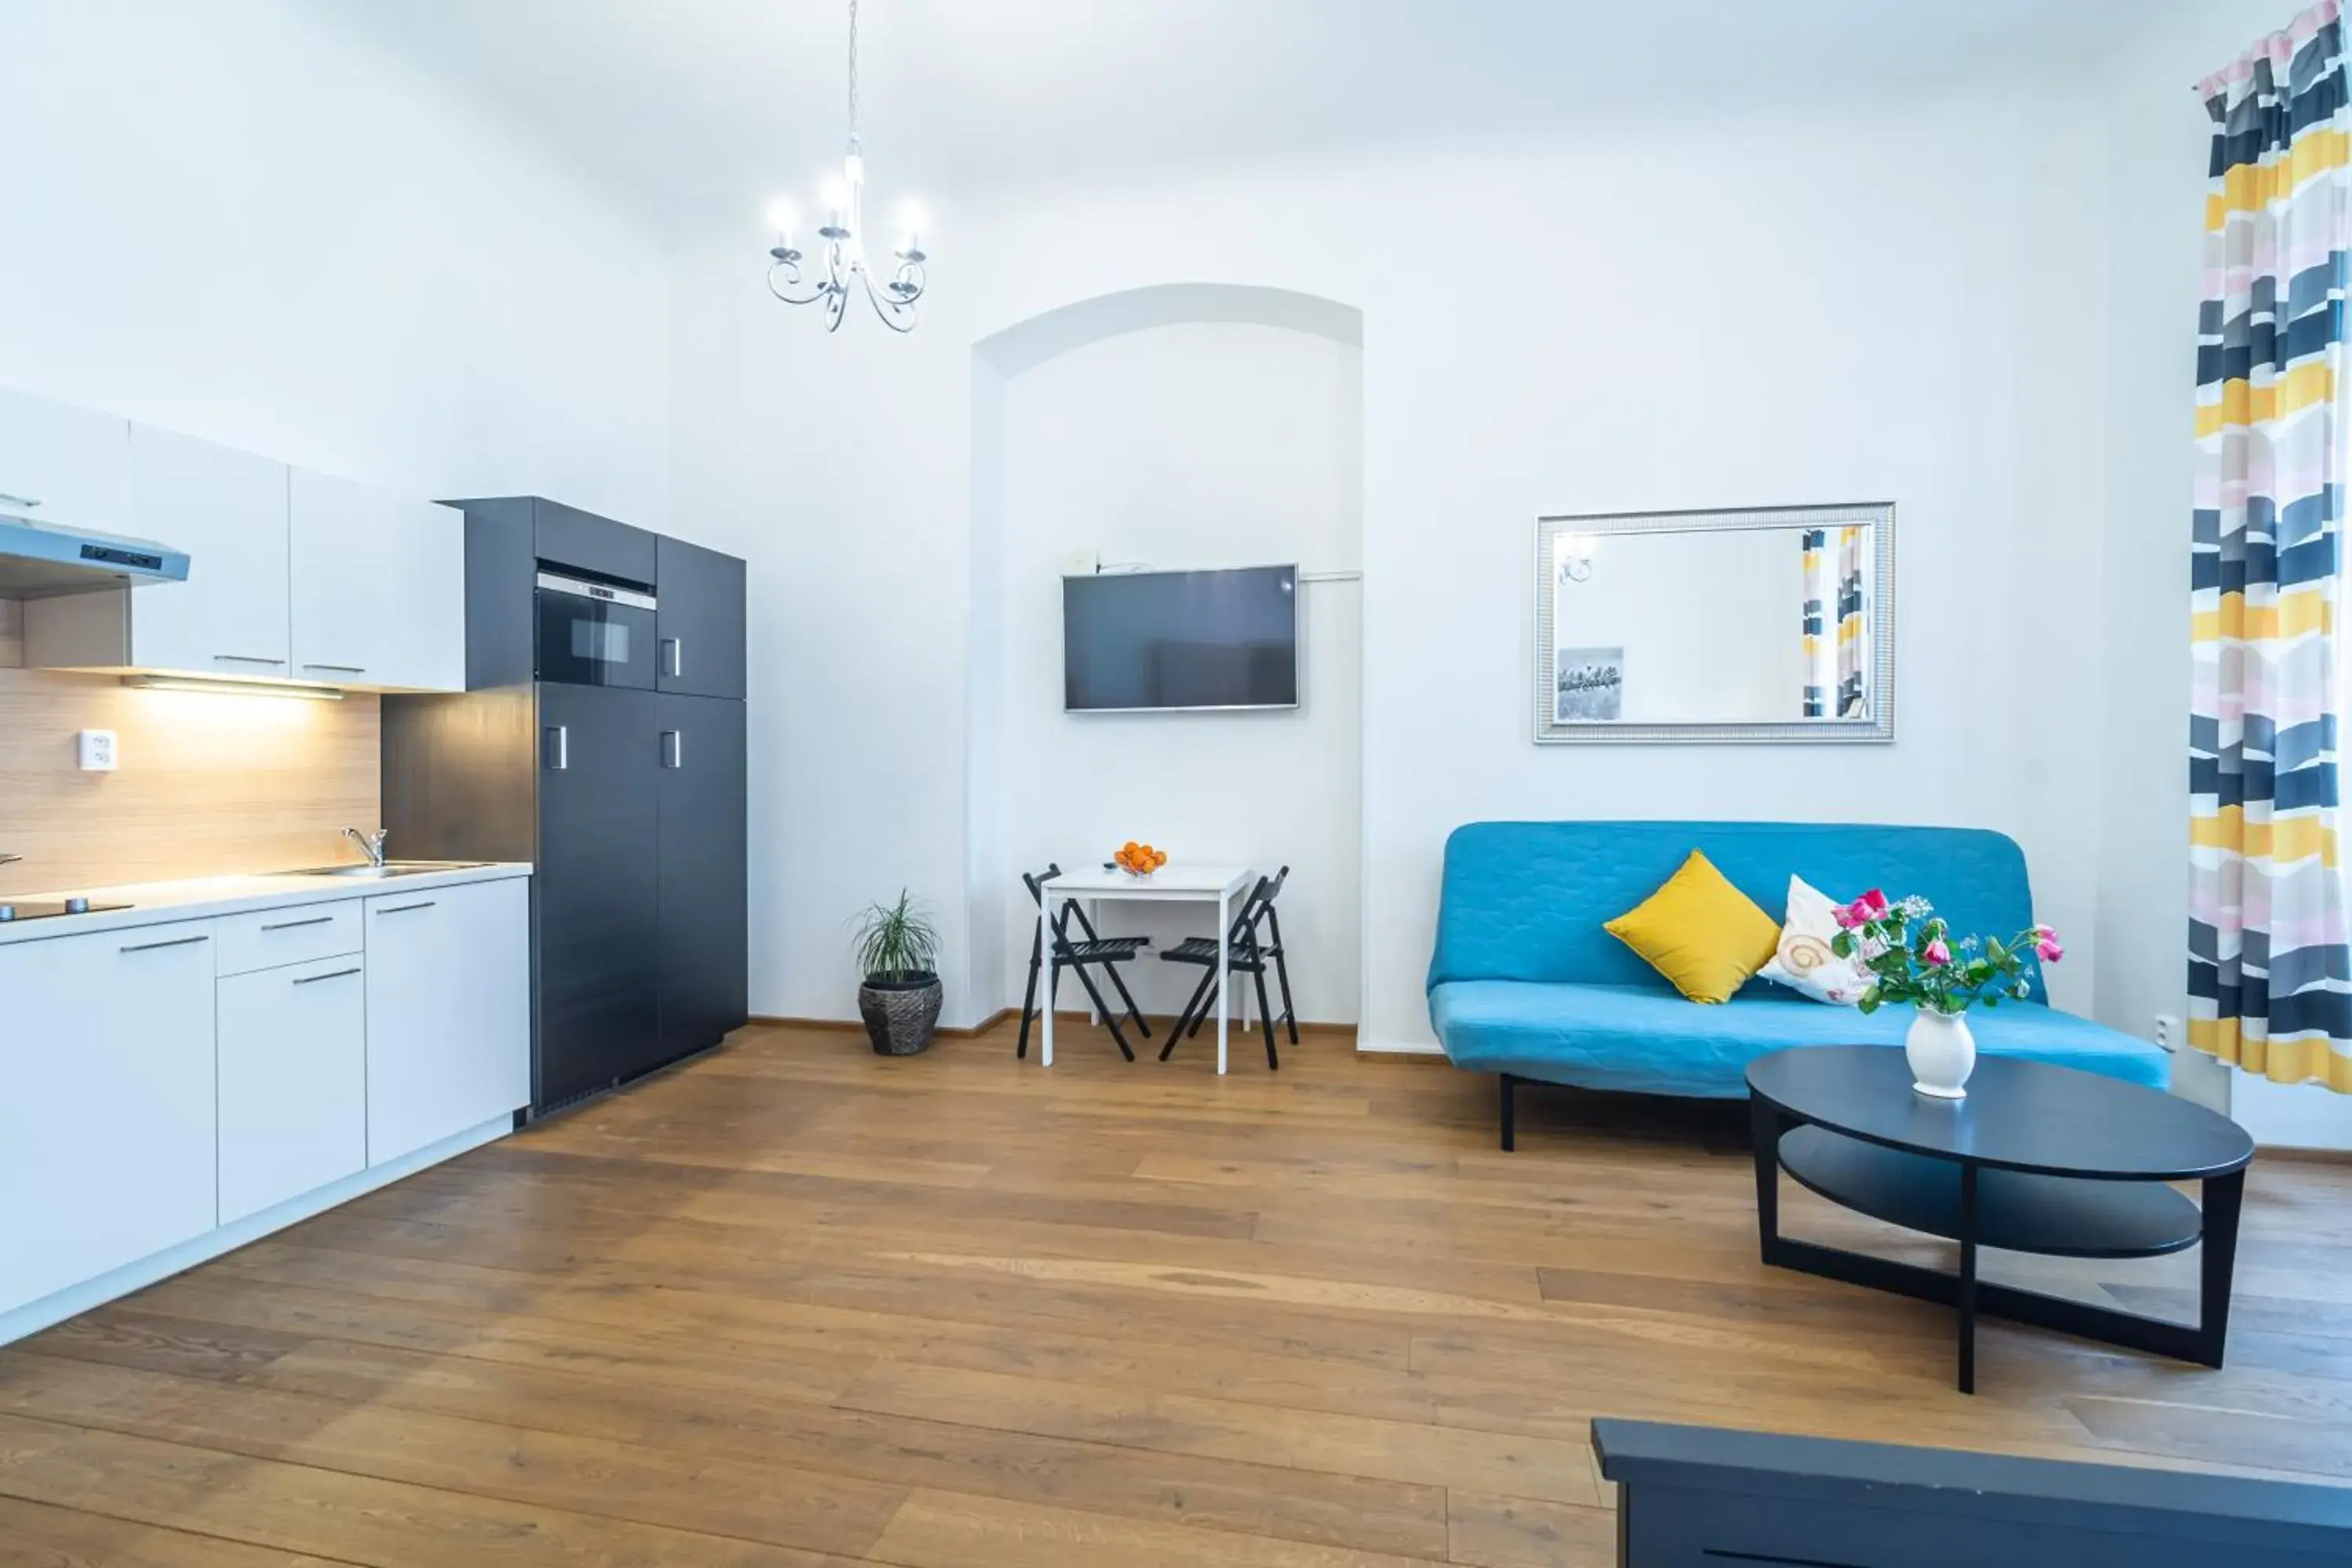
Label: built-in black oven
xmin=535 ymin=569 xmax=657 ymax=688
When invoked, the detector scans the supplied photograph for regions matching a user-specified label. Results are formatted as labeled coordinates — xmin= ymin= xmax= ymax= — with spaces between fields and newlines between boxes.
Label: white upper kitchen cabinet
xmin=365 ymin=877 xmax=531 ymax=1167
xmin=22 ymin=423 xmax=291 ymax=677
xmin=291 ymin=470 xmax=464 ymax=691
xmin=0 ymin=387 xmax=132 ymax=536
xmin=0 ymin=922 xmax=219 ymax=1317
xmin=123 ymin=425 xmax=292 ymax=675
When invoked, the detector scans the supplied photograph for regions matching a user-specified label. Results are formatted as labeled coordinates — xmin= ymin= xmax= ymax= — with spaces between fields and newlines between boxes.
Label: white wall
xmin=992 ymin=321 xmax=1363 ymax=1022
xmin=670 ymin=78 xmax=2128 ymax=1044
xmin=0 ymin=0 xmax=670 ymax=521
xmin=2092 ymin=0 xmax=2352 ymax=1144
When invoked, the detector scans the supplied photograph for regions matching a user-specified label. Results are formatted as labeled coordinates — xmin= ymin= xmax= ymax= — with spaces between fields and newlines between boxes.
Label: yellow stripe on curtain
xmin=2205 ymin=125 xmax=2352 ymax=227
xmin=2192 ymin=359 xmax=2337 ymax=436
xmin=2189 ymin=1017 xmax=2352 ymax=1090
xmin=2188 ymin=806 xmax=2341 ymax=866
xmin=2190 ymin=584 xmax=2335 ymax=641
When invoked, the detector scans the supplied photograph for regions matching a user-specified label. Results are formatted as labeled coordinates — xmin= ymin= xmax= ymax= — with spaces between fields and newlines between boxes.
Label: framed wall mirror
xmin=1533 ymin=502 xmax=1895 ymax=745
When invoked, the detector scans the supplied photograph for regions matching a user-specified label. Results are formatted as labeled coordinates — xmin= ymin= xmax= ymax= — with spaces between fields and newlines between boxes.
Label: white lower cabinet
xmin=216 ymin=953 xmax=368 ymax=1225
xmin=0 ymin=873 xmax=532 ymax=1345
xmin=366 ymin=877 xmax=531 ymax=1167
xmin=0 ymin=922 xmax=218 ymax=1316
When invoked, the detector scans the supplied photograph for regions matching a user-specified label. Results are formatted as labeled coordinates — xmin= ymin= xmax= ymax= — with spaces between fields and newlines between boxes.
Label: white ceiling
xmin=315 ymin=0 xmax=2155 ymax=234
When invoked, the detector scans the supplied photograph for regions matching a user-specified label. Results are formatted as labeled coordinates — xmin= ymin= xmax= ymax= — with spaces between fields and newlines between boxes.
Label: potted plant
xmin=1829 ymin=891 xmax=2063 ymax=1101
xmin=853 ymin=889 xmax=942 ymax=1056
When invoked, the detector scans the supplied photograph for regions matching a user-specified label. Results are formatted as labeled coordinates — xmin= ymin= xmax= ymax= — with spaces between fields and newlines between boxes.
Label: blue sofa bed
xmin=1426 ymin=822 xmax=2168 ymax=1148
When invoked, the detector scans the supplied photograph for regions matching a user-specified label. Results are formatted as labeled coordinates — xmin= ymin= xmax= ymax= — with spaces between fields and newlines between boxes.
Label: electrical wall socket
xmin=77 ymin=729 xmax=117 ymax=771
xmin=1062 ymin=547 xmax=1098 ymax=577
xmin=2153 ymin=1013 xmax=2182 ymax=1052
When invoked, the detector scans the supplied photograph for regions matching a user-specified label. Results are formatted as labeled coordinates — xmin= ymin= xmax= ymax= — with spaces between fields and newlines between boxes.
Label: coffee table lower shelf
xmin=1753 ymin=1110 xmax=2245 ymax=1394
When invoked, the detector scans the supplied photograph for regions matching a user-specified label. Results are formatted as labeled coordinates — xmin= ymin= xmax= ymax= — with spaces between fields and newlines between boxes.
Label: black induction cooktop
xmin=0 ymin=898 xmax=132 ymax=923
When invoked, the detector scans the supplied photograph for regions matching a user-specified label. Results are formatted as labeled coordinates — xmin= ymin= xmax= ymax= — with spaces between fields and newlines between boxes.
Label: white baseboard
xmin=0 ymin=1112 xmax=517 ymax=1348
xmin=1356 ymin=1037 xmax=1447 ymax=1057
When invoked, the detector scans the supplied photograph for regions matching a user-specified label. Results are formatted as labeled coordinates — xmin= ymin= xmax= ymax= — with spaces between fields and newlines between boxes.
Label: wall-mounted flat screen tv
xmin=1064 ymin=564 xmax=1299 ymax=713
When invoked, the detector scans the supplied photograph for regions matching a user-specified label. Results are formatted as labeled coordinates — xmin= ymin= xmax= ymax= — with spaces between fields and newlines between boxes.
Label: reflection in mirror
xmin=1533 ymin=504 xmax=1893 ymax=743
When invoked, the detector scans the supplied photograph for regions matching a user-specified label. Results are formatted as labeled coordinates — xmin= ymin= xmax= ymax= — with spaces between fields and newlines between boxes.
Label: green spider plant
xmin=853 ymin=889 xmax=940 ymax=983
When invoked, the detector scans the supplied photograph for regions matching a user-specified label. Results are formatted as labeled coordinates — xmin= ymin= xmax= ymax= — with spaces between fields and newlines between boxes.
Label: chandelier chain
xmin=846 ymin=0 xmax=862 ymax=154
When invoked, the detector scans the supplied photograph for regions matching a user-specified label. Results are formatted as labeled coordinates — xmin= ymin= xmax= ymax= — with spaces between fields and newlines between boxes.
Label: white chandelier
xmin=765 ymin=0 xmax=928 ymax=334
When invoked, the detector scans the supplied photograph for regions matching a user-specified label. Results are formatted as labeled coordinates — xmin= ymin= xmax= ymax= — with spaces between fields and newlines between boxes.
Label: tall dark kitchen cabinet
xmin=381 ymin=498 xmax=749 ymax=1116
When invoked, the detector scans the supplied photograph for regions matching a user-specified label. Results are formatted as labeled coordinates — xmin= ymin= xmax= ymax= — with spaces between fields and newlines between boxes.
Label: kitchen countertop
xmin=0 ymin=862 xmax=533 ymax=947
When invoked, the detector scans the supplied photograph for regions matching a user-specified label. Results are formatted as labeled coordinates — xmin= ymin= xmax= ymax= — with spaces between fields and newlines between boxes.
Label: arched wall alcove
xmin=963 ymin=284 xmax=1367 ymax=1033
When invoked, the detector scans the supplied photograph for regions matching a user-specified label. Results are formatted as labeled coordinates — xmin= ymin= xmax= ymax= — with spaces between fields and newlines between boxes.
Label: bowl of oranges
xmin=1112 ymin=841 xmax=1169 ymax=878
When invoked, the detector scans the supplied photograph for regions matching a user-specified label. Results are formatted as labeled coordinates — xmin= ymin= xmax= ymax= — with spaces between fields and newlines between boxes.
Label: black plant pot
xmin=858 ymin=970 xmax=943 ymax=1056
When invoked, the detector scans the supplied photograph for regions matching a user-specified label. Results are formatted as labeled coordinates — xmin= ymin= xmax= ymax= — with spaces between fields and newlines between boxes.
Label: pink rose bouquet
xmin=1828 ymin=889 xmax=2060 ymax=1016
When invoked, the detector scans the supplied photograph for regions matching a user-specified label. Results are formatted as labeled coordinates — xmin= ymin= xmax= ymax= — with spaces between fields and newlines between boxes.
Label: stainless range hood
xmin=0 ymin=512 xmax=189 ymax=598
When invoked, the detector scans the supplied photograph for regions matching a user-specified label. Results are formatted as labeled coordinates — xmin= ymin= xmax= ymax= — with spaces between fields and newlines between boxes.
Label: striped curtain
xmin=1800 ymin=528 xmax=1866 ymax=719
xmin=1835 ymin=526 xmax=1866 ymax=717
xmin=2189 ymin=0 xmax=2352 ymax=1091
xmin=1802 ymin=530 xmax=1834 ymax=717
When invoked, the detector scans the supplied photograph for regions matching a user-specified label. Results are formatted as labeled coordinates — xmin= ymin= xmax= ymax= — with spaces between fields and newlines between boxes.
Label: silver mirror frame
xmin=1532 ymin=501 xmax=1896 ymax=745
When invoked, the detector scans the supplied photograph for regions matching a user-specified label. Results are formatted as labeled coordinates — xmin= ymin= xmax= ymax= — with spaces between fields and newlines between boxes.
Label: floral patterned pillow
xmin=1758 ymin=875 xmax=1875 ymax=1006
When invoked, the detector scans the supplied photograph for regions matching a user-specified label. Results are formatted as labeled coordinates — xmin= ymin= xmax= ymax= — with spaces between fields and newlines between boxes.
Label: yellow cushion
xmin=1603 ymin=851 xmax=1783 ymax=1004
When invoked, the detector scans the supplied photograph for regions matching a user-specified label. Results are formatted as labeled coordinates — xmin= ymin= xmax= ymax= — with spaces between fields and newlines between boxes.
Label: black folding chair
xmin=1159 ymin=866 xmax=1295 ymax=1069
xmin=1016 ymin=864 xmax=1153 ymax=1062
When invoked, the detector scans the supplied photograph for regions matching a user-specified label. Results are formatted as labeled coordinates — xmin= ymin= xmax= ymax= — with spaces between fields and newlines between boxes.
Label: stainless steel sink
xmin=285 ymin=861 xmax=491 ymax=879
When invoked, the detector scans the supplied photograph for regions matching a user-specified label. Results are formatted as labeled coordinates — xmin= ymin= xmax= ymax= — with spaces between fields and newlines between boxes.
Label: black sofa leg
xmin=1500 ymin=1073 xmax=1517 ymax=1152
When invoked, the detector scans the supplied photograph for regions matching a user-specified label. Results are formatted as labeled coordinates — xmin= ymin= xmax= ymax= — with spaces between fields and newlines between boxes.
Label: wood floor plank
xmin=2064 ymin=1393 xmax=2352 ymax=1481
xmin=0 ymin=1411 xmax=848 ymax=1566
xmin=206 ymin=1236 xmax=1420 ymax=1374
xmin=1445 ymin=1490 xmax=1617 ymax=1568
xmin=862 ymin=1488 xmax=1446 ymax=1568
xmin=2 ymin=1021 xmax=2348 ymax=1565
xmin=0 ymin=1355 xmax=909 ymax=1558
xmin=836 ymin=1359 xmax=1602 ymax=1504
xmin=0 ymin=1493 xmax=354 ymax=1567
xmin=86 ymin=1282 xmax=875 ymax=1409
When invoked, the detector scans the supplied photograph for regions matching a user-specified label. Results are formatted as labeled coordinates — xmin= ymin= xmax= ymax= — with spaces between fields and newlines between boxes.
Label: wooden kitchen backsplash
xmin=0 ymin=646 xmax=381 ymax=894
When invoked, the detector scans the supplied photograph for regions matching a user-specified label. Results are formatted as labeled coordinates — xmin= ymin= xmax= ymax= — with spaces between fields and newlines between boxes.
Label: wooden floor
xmin=5 ymin=1021 xmax=2352 ymax=1566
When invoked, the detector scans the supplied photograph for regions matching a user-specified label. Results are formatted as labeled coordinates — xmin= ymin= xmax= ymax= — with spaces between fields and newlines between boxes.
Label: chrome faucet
xmin=342 ymin=827 xmax=389 ymax=868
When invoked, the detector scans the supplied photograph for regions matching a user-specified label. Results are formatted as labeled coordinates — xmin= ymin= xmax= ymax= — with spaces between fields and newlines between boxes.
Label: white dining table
xmin=1036 ymin=863 xmax=1254 ymax=1074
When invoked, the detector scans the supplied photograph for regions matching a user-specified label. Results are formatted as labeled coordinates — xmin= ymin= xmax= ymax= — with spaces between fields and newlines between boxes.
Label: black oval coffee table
xmin=1746 ymin=1046 xmax=2254 ymax=1394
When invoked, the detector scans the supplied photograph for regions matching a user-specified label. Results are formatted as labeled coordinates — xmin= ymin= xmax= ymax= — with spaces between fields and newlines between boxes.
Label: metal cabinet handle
xmin=215 ymin=653 xmax=287 ymax=666
xmin=662 ymin=636 xmax=683 ymax=678
xmin=661 ymin=729 xmax=682 ymax=769
xmin=0 ymin=491 xmax=39 ymax=510
xmin=545 ymin=725 xmax=568 ymax=771
xmin=303 ymin=663 xmax=367 ymax=674
xmin=120 ymin=934 xmax=209 ymax=953
xmin=376 ymin=901 xmax=436 ymax=916
xmin=260 ymin=915 xmax=334 ymax=932
xmin=292 ymin=966 xmax=361 ymax=985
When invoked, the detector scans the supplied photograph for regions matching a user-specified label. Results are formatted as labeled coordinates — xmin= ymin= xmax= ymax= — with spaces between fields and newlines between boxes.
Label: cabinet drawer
xmin=216 ymin=899 xmax=361 ymax=975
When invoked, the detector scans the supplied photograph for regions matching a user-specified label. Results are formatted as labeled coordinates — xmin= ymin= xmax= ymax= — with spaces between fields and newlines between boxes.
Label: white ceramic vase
xmin=1905 ymin=1006 xmax=1975 ymax=1099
